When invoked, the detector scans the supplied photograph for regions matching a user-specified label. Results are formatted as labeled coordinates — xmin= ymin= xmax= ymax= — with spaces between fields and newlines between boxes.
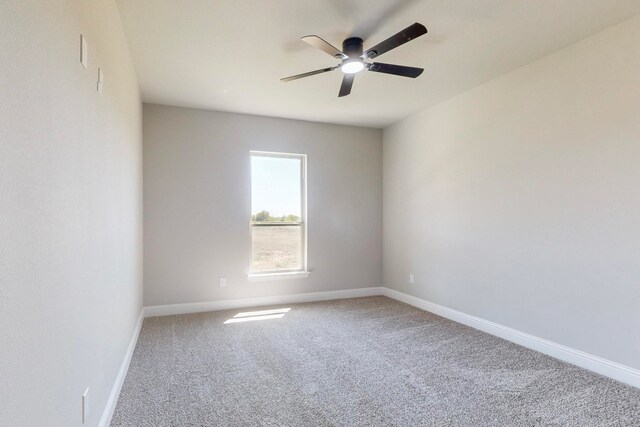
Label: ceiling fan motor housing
xmin=342 ymin=37 xmax=363 ymax=59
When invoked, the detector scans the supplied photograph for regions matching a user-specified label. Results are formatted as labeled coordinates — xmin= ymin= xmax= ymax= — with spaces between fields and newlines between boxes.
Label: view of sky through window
xmin=251 ymin=155 xmax=301 ymax=219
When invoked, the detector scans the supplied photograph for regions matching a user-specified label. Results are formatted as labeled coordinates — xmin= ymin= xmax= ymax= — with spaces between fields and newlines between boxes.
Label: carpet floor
xmin=111 ymin=296 xmax=640 ymax=426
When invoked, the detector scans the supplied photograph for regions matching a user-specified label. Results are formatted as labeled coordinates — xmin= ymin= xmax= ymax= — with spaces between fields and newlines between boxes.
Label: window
xmin=250 ymin=151 xmax=306 ymax=277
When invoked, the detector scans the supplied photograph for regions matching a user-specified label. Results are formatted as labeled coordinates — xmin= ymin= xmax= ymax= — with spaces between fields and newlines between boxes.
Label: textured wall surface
xmin=383 ymin=16 xmax=640 ymax=370
xmin=0 ymin=1 xmax=142 ymax=425
xmin=143 ymin=104 xmax=382 ymax=306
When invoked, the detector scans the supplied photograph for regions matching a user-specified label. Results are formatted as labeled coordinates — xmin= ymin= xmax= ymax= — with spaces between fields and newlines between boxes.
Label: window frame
xmin=249 ymin=151 xmax=307 ymax=278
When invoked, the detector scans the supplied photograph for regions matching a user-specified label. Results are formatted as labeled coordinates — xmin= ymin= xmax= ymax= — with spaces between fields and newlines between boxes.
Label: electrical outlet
xmin=82 ymin=388 xmax=89 ymax=424
xmin=219 ymin=277 xmax=226 ymax=287
xmin=409 ymin=273 xmax=415 ymax=284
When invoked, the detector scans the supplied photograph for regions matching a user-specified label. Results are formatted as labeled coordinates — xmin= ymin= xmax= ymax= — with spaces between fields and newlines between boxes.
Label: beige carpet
xmin=111 ymin=296 xmax=640 ymax=426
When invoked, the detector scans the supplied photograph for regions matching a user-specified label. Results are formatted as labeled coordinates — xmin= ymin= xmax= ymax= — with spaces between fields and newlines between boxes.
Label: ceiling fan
xmin=281 ymin=22 xmax=427 ymax=97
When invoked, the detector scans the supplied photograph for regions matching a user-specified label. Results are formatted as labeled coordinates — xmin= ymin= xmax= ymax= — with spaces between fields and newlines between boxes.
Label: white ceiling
xmin=116 ymin=0 xmax=640 ymax=128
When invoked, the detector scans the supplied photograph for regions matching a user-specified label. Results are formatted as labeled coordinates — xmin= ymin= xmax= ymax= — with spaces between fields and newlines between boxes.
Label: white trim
xmin=382 ymin=287 xmax=640 ymax=389
xmin=143 ymin=287 xmax=384 ymax=317
xmin=98 ymin=310 xmax=144 ymax=427
xmin=248 ymin=271 xmax=310 ymax=281
xmin=249 ymin=150 xmax=304 ymax=159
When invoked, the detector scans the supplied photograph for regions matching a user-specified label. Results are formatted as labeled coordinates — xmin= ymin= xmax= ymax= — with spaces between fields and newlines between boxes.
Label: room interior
xmin=1 ymin=1 xmax=639 ymax=426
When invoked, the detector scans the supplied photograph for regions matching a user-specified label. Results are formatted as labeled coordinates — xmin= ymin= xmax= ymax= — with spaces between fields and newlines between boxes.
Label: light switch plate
xmin=97 ymin=68 xmax=104 ymax=93
xmin=80 ymin=35 xmax=88 ymax=70
xmin=219 ymin=277 xmax=226 ymax=287
xmin=409 ymin=274 xmax=415 ymax=284
xmin=82 ymin=388 xmax=89 ymax=423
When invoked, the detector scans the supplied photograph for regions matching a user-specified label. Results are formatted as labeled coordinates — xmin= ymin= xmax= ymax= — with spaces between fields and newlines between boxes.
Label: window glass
xmin=250 ymin=153 xmax=305 ymax=273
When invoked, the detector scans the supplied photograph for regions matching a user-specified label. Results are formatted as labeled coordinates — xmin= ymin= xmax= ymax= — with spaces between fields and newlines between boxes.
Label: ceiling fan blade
xmin=368 ymin=62 xmax=423 ymax=78
xmin=338 ymin=74 xmax=355 ymax=97
xmin=281 ymin=66 xmax=338 ymax=82
xmin=363 ymin=22 xmax=427 ymax=59
xmin=301 ymin=35 xmax=348 ymax=59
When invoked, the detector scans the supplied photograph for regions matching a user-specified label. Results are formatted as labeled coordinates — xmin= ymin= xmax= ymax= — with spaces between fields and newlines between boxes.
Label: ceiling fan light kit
xmin=340 ymin=37 xmax=365 ymax=74
xmin=281 ymin=23 xmax=427 ymax=97
xmin=341 ymin=60 xmax=365 ymax=74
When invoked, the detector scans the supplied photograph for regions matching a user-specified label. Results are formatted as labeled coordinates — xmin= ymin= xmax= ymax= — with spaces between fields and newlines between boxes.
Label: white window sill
xmin=248 ymin=271 xmax=311 ymax=282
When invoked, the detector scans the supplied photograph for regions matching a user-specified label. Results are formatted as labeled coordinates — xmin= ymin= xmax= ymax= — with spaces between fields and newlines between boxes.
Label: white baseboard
xmin=99 ymin=310 xmax=145 ymax=427
xmin=101 ymin=285 xmax=638 ymax=427
xmin=382 ymin=287 xmax=640 ymax=389
xmin=143 ymin=286 xmax=385 ymax=317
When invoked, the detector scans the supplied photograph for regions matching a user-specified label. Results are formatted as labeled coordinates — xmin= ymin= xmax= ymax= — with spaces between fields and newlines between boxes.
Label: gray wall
xmin=143 ymin=104 xmax=382 ymax=306
xmin=0 ymin=1 xmax=142 ymax=426
xmin=383 ymin=16 xmax=640 ymax=370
